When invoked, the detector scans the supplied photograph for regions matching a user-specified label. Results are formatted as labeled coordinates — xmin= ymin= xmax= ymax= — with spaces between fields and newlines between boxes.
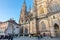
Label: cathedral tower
xmin=34 ymin=0 xmax=48 ymax=18
xmin=19 ymin=0 xmax=26 ymax=24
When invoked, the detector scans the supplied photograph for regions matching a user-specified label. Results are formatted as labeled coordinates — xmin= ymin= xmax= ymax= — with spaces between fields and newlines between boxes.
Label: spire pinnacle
xmin=23 ymin=0 xmax=26 ymax=7
xmin=24 ymin=0 xmax=26 ymax=4
xmin=29 ymin=6 xmax=31 ymax=12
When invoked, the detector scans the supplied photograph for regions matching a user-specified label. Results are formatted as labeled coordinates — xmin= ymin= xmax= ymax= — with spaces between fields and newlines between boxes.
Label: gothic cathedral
xmin=19 ymin=0 xmax=60 ymax=37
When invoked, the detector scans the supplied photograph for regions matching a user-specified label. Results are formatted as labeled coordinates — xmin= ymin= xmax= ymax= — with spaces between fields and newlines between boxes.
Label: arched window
xmin=54 ymin=23 xmax=59 ymax=30
xmin=39 ymin=6 xmax=44 ymax=13
xmin=54 ymin=23 xmax=60 ymax=36
xmin=41 ymin=22 xmax=46 ymax=31
xmin=25 ymin=28 xmax=28 ymax=33
xmin=20 ymin=27 xmax=23 ymax=34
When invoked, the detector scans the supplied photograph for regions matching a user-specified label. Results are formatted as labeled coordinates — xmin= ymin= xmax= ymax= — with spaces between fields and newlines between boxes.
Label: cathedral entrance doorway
xmin=24 ymin=28 xmax=28 ymax=36
xmin=41 ymin=22 xmax=46 ymax=36
xmin=20 ymin=27 xmax=23 ymax=36
xmin=54 ymin=23 xmax=60 ymax=37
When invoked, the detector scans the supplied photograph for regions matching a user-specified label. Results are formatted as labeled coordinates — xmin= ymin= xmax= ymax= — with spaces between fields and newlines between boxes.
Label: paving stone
xmin=13 ymin=36 xmax=60 ymax=40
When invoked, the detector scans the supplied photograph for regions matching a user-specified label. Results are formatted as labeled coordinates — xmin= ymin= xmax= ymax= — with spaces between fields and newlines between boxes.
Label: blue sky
xmin=0 ymin=0 xmax=33 ymax=23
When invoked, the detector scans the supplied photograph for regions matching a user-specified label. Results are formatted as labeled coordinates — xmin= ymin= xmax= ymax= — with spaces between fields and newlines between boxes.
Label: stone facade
xmin=0 ymin=19 xmax=20 ymax=36
xmin=19 ymin=0 xmax=60 ymax=37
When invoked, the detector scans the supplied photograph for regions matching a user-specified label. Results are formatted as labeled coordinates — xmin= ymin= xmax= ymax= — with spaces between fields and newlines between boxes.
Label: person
xmin=37 ymin=34 xmax=40 ymax=40
xmin=8 ymin=35 xmax=13 ymax=40
xmin=43 ymin=33 xmax=45 ymax=37
xmin=40 ymin=34 xmax=43 ymax=38
xmin=11 ymin=35 xmax=13 ymax=40
xmin=29 ymin=34 xmax=31 ymax=38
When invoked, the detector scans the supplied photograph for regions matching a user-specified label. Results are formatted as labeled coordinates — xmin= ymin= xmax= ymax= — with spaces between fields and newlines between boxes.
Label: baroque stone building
xmin=0 ymin=19 xmax=20 ymax=36
xmin=19 ymin=0 xmax=60 ymax=37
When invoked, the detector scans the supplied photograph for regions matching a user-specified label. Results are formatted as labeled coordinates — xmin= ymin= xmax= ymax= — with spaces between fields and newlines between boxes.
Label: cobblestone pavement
xmin=0 ymin=37 xmax=60 ymax=40
xmin=0 ymin=39 xmax=8 ymax=40
xmin=40 ymin=37 xmax=60 ymax=40
xmin=13 ymin=36 xmax=60 ymax=40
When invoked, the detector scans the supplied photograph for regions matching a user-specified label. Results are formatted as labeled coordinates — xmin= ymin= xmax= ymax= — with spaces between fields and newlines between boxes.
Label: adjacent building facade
xmin=0 ymin=19 xmax=20 ymax=36
xmin=19 ymin=0 xmax=60 ymax=37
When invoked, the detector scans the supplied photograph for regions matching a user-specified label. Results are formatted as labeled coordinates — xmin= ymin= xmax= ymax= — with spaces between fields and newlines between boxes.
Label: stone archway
xmin=54 ymin=23 xmax=60 ymax=37
xmin=25 ymin=28 xmax=28 ymax=34
xmin=41 ymin=21 xmax=46 ymax=31
xmin=24 ymin=28 xmax=28 ymax=36
xmin=20 ymin=27 xmax=23 ymax=36
xmin=41 ymin=21 xmax=46 ymax=36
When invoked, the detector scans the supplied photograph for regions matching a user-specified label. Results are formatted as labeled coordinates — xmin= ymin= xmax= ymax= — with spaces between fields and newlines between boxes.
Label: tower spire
xmin=33 ymin=0 xmax=37 ymax=17
xmin=19 ymin=0 xmax=27 ymax=24
xmin=24 ymin=0 xmax=26 ymax=4
xmin=29 ymin=5 xmax=31 ymax=12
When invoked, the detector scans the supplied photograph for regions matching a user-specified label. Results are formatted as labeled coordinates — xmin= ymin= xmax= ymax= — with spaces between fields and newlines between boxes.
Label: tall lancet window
xmin=41 ymin=22 xmax=46 ymax=31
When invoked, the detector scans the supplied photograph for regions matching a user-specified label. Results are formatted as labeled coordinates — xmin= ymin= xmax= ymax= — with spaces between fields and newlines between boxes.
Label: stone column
xmin=23 ymin=25 xmax=25 ymax=36
xmin=50 ymin=17 xmax=56 ymax=37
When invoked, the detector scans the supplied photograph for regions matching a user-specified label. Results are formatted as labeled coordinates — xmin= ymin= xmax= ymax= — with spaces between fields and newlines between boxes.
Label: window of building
xmin=39 ymin=6 xmax=44 ymax=14
xmin=41 ymin=22 xmax=46 ymax=31
xmin=53 ymin=16 xmax=55 ymax=19
xmin=54 ymin=23 xmax=59 ymax=30
xmin=25 ymin=28 xmax=28 ymax=33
